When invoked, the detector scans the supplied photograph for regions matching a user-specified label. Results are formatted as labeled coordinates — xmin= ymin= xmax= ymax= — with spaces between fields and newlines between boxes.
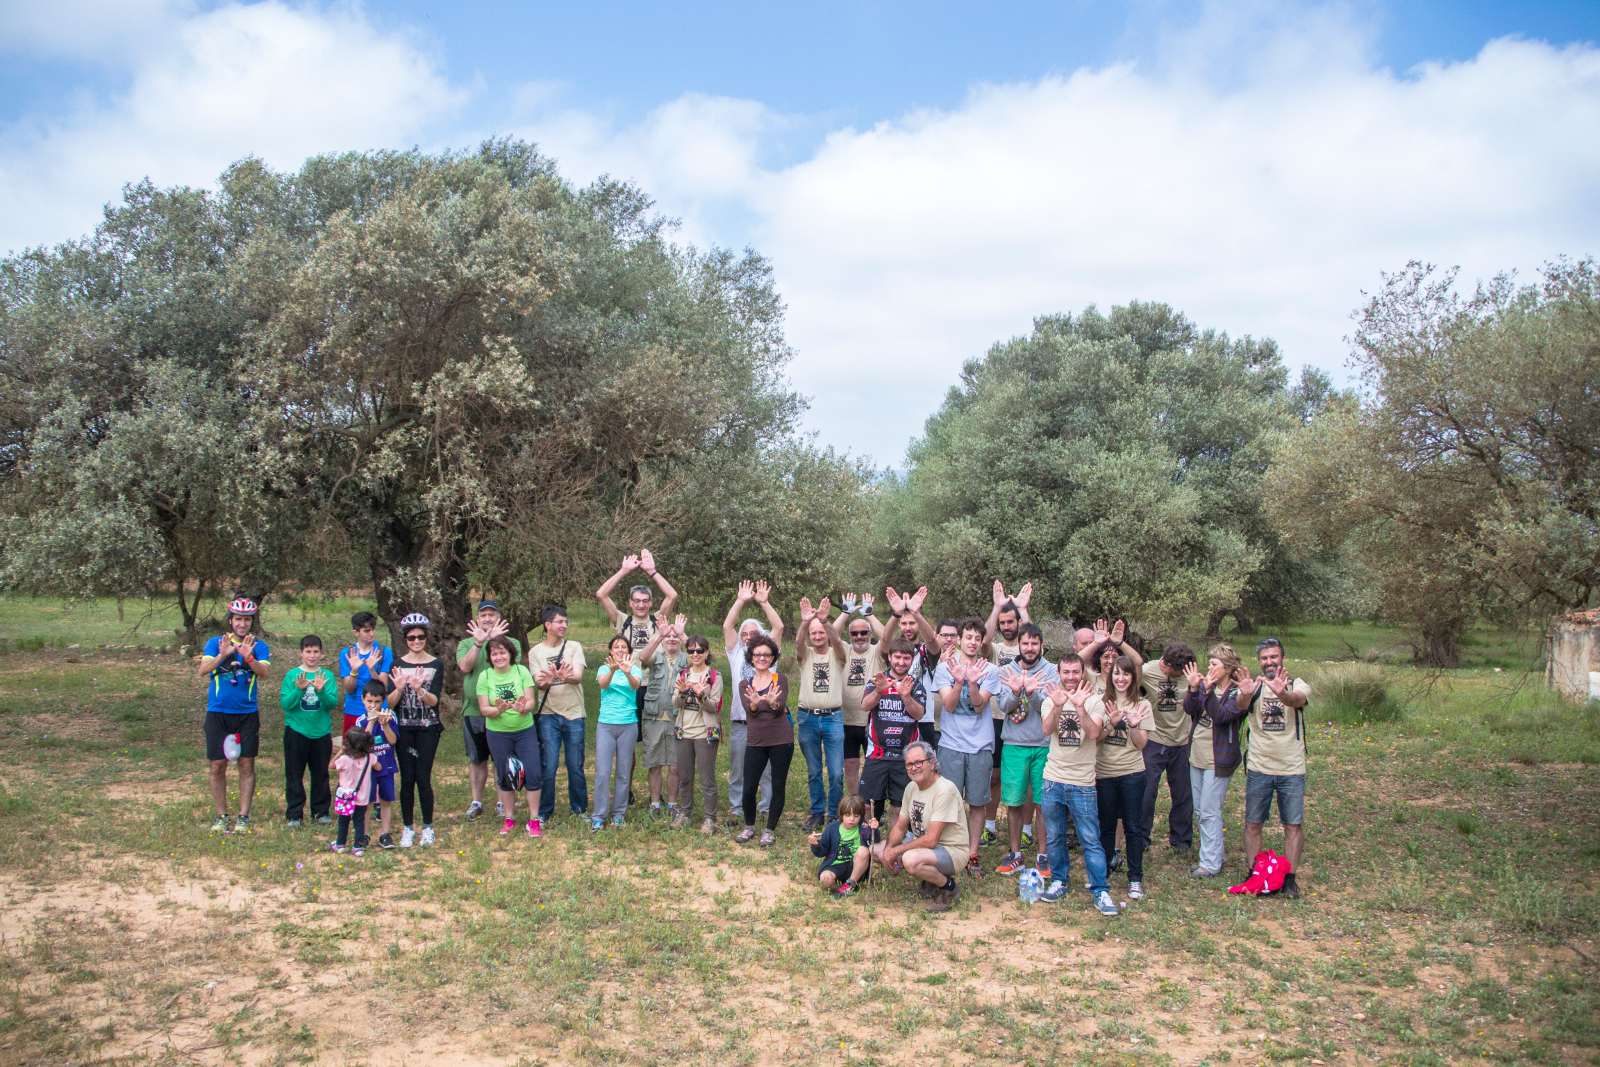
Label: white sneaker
xmin=399 ymin=827 xmax=415 ymax=848
xmin=495 ymin=800 xmax=506 ymax=817
xmin=1096 ymin=890 xmax=1120 ymax=916
xmin=419 ymin=826 xmax=435 ymax=847
xmin=1128 ymin=880 xmax=1144 ymax=900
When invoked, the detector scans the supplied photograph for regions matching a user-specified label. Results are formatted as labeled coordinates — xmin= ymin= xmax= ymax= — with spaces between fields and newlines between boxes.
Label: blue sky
xmin=3 ymin=1 xmax=1598 ymax=464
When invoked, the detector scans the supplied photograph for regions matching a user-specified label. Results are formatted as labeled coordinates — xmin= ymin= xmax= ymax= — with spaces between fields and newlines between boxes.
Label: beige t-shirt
xmin=1142 ymin=664 xmax=1190 ymax=748
xmin=672 ymin=665 xmax=724 ymax=740
xmin=1246 ymin=677 xmax=1312 ymax=776
xmin=901 ymin=774 xmax=970 ymax=855
xmin=1043 ymin=695 xmax=1107 ymax=787
xmin=796 ymin=645 xmax=846 ymax=711
xmin=526 ymin=640 xmax=588 ymax=720
xmin=1189 ymin=691 xmax=1216 ymax=771
xmin=1095 ymin=698 xmax=1154 ymax=778
xmin=987 ymin=640 xmax=1021 ymax=718
xmin=841 ymin=644 xmax=886 ymax=727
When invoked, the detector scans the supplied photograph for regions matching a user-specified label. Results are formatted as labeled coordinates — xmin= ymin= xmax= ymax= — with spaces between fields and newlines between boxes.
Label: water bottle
xmin=223 ymin=733 xmax=242 ymax=766
xmin=1018 ymin=868 xmax=1043 ymax=903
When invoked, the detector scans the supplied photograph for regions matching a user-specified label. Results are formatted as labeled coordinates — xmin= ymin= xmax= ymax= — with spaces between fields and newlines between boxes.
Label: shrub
xmin=1309 ymin=663 xmax=1404 ymax=724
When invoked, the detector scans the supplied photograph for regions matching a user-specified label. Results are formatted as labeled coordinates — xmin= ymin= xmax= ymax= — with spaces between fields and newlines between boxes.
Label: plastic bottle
xmin=223 ymin=733 xmax=242 ymax=765
xmin=1018 ymin=867 xmax=1043 ymax=903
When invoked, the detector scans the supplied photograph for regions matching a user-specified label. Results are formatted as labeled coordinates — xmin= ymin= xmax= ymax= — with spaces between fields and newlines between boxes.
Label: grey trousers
xmin=676 ymin=737 xmax=719 ymax=818
xmin=727 ymin=720 xmax=772 ymax=815
xmin=594 ymin=722 xmax=638 ymax=821
xmin=1189 ymin=765 xmax=1234 ymax=874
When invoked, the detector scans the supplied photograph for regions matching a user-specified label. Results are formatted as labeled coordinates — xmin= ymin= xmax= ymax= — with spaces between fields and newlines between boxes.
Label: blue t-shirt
xmin=597 ymin=663 xmax=644 ymax=725
xmin=930 ymin=659 xmax=1004 ymax=754
xmin=204 ymin=636 xmax=271 ymax=714
xmin=338 ymin=644 xmax=394 ymax=721
xmin=353 ymin=711 xmax=401 ymax=777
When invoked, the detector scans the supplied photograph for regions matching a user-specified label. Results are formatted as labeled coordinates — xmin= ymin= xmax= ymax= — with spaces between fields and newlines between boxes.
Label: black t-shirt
xmin=390 ymin=657 xmax=444 ymax=728
xmin=865 ymin=675 xmax=925 ymax=761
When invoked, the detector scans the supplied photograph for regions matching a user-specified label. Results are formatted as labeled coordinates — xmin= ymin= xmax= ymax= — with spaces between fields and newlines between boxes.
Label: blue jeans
xmin=1097 ymin=771 xmax=1148 ymax=880
xmin=537 ymin=714 xmax=588 ymax=821
xmin=796 ymin=709 xmax=844 ymax=819
xmin=1041 ymin=779 xmax=1109 ymax=896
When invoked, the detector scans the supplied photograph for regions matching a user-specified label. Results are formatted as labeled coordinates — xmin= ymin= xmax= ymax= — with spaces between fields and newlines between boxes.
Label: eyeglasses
xmin=904 ymin=759 xmax=929 ymax=771
xmin=750 ymin=652 xmax=774 ymax=660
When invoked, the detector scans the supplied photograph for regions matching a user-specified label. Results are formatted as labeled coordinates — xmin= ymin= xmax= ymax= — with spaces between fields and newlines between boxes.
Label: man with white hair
xmin=722 ymin=580 xmax=785 ymax=821
xmin=871 ymin=739 xmax=971 ymax=914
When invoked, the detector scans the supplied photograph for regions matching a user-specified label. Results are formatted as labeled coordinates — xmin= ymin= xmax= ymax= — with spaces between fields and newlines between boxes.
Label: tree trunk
xmin=1204 ymin=609 xmax=1226 ymax=640
xmin=175 ymin=576 xmax=206 ymax=647
xmin=370 ymin=526 xmax=473 ymax=702
xmin=1232 ymin=613 xmax=1257 ymax=635
xmin=1416 ymin=616 xmax=1462 ymax=669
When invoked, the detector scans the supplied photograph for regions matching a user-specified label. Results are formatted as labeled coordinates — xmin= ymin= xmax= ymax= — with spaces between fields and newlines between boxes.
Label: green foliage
xmin=1309 ymin=663 xmax=1404 ymax=724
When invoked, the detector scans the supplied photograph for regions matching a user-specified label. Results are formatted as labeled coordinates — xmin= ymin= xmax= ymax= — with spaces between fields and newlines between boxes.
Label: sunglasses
xmin=849 ymin=630 xmax=870 ymax=637
xmin=406 ymin=634 xmax=428 ymax=643
xmin=688 ymin=647 xmax=709 ymax=655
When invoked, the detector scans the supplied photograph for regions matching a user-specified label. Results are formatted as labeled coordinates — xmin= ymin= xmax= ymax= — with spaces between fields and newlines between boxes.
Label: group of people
xmin=197 ymin=559 xmax=1311 ymax=913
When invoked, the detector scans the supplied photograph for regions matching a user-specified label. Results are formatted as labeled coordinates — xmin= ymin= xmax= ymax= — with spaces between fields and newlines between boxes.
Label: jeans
xmin=537 ymin=714 xmax=588 ymax=821
xmin=797 ymin=709 xmax=844 ymax=819
xmin=1140 ymin=740 xmax=1193 ymax=850
xmin=396 ymin=723 xmax=441 ymax=827
xmin=1041 ymin=780 xmax=1108 ymax=896
xmin=1190 ymin=765 xmax=1234 ymax=874
xmin=283 ymin=727 xmax=332 ymax=822
xmin=743 ymin=743 xmax=794 ymax=830
xmin=593 ymin=722 xmax=638 ymax=821
xmin=727 ymin=721 xmax=772 ymax=815
xmin=1097 ymin=771 xmax=1148 ymax=879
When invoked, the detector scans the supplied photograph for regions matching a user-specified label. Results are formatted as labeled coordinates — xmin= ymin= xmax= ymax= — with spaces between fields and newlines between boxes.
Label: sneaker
xmin=526 ymin=819 xmax=541 ymax=838
xmin=837 ymin=881 xmax=858 ymax=896
xmin=235 ymin=814 xmax=252 ymax=833
xmin=1107 ymin=848 xmax=1124 ymax=872
xmin=1190 ymin=865 xmax=1220 ymax=879
xmin=802 ymin=814 xmax=824 ymax=832
xmin=500 ymin=818 xmax=514 ymax=835
xmin=1128 ymin=881 xmax=1145 ymax=900
xmin=671 ymin=812 xmax=690 ymax=829
xmin=419 ymin=827 xmax=434 ymax=846
xmin=667 ymin=804 xmax=679 ymax=821
xmin=399 ymin=827 xmax=415 ymax=848
xmin=918 ymin=880 xmax=938 ymax=899
xmin=701 ymin=817 xmax=716 ymax=835
xmin=964 ymin=854 xmax=984 ymax=878
xmin=355 ymin=836 xmax=370 ymax=851
xmin=210 ymin=815 xmax=229 ymax=834
xmin=927 ymin=881 xmax=960 ymax=913
xmin=591 ymin=816 xmax=605 ymax=832
xmin=612 ymin=815 xmax=625 ymax=827
xmin=1282 ymin=872 xmax=1300 ymax=899
xmin=995 ymin=851 xmax=1027 ymax=875
xmin=329 ymin=842 xmax=346 ymax=854
xmin=465 ymin=801 xmax=484 ymax=821
xmin=649 ymin=803 xmax=663 ymax=820
xmin=735 ymin=827 xmax=757 ymax=843
xmin=352 ymin=845 xmax=365 ymax=857
xmin=1095 ymin=890 xmax=1120 ymax=916
xmin=378 ymin=833 xmax=395 ymax=849
xmin=314 ymin=815 xmax=332 ymax=826
xmin=759 ymin=830 xmax=776 ymax=847
xmin=1040 ymin=879 xmax=1069 ymax=903
xmin=980 ymin=828 xmax=999 ymax=846
xmin=496 ymin=801 xmax=505 ymax=817
xmin=286 ymin=818 xmax=302 ymax=828
xmin=1036 ymin=854 xmax=1051 ymax=881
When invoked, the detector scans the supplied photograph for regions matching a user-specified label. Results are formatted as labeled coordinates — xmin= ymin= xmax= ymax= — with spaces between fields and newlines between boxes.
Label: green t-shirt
xmin=279 ymin=667 xmax=339 ymax=738
xmin=834 ymin=823 xmax=863 ymax=866
xmin=458 ymin=635 xmax=523 ymax=719
xmin=598 ymin=663 xmax=644 ymax=725
xmin=480 ymin=664 xmax=536 ymax=732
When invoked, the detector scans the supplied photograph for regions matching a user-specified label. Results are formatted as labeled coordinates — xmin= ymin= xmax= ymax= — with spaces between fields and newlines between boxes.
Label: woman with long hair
xmin=1095 ymin=655 xmax=1154 ymax=899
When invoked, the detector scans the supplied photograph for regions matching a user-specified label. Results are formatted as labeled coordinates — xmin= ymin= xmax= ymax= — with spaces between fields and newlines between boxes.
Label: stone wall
xmin=1547 ymin=609 xmax=1600 ymax=702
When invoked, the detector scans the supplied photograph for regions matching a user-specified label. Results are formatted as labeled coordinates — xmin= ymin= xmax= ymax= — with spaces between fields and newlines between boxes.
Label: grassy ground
xmin=0 ymin=597 xmax=1595 ymax=1067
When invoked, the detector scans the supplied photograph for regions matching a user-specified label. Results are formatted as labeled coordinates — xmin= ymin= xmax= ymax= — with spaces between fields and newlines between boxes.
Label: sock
xmin=1022 ymin=825 xmax=1033 ymax=839
xmin=985 ymin=820 xmax=996 ymax=833
xmin=942 ymin=877 xmax=957 ymax=891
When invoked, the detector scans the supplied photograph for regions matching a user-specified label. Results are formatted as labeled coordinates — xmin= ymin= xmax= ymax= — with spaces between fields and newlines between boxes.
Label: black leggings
xmin=396 ymin=724 xmax=442 ymax=826
xmin=743 ymin=742 xmax=794 ymax=831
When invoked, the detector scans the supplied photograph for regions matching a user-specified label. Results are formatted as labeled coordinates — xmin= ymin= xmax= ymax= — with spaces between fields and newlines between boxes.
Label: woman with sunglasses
xmin=672 ymin=633 xmax=725 ymax=832
xmin=386 ymin=612 xmax=445 ymax=847
xmin=735 ymin=634 xmax=791 ymax=846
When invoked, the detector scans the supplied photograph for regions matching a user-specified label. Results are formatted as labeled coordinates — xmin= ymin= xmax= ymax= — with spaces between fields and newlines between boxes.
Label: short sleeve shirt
xmin=1095 ymin=698 xmax=1154 ymax=778
xmin=865 ymin=675 xmax=926 ymax=760
xmin=457 ymin=636 xmax=522 ymax=719
xmin=1246 ymin=678 xmax=1312 ymax=776
xmin=796 ymin=645 xmax=846 ymax=711
xmin=1142 ymin=664 xmax=1189 ymax=748
xmin=390 ymin=659 xmax=443 ymax=728
xmin=930 ymin=658 xmax=1004 ymax=754
xmin=841 ymin=644 xmax=887 ymax=727
xmin=353 ymin=710 xmax=400 ymax=775
xmin=1043 ymin=695 xmax=1107 ymax=787
xmin=204 ymin=636 xmax=270 ymax=714
xmin=617 ymin=615 xmax=659 ymax=654
xmin=338 ymin=644 xmax=393 ymax=722
xmin=597 ymin=662 xmax=645 ymax=725
xmin=901 ymin=774 xmax=970 ymax=855
xmin=480 ymin=664 xmax=537 ymax=732
xmin=527 ymin=640 xmax=588 ymax=720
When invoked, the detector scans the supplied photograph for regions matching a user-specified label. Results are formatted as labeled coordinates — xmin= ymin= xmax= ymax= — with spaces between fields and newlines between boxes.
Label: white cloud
xmin=519 ymin=18 xmax=1600 ymax=467
xmin=0 ymin=1 xmax=468 ymax=255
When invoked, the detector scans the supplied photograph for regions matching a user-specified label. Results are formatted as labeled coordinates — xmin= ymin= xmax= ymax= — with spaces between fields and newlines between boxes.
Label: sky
xmin=3 ymin=0 xmax=1598 ymax=467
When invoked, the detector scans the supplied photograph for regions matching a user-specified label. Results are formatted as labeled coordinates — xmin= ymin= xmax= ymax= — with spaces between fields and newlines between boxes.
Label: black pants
xmin=284 ymin=728 xmax=332 ymax=821
xmin=1140 ymin=740 xmax=1194 ymax=850
xmin=743 ymin=743 xmax=794 ymax=831
xmin=337 ymin=805 xmax=368 ymax=847
xmin=396 ymin=724 xmax=443 ymax=826
xmin=1098 ymin=771 xmax=1149 ymax=879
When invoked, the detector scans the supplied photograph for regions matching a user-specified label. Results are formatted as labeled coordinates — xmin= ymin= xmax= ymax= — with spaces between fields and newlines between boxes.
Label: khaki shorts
xmin=640 ymin=719 xmax=675 ymax=768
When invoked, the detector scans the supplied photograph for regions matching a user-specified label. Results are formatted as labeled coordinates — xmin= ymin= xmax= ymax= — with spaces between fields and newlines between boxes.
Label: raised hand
xmin=1234 ymin=668 xmax=1259 ymax=700
xmin=859 ymin=593 xmax=874 ymax=615
xmin=1183 ymin=662 xmax=1204 ymax=690
xmin=1067 ymin=680 xmax=1094 ymax=710
xmin=841 ymin=592 xmax=858 ymax=614
xmin=799 ymin=596 xmax=815 ymax=622
xmin=753 ymin=581 xmax=771 ymax=605
xmin=1021 ymin=671 xmax=1044 ymax=694
xmin=736 ymin=580 xmax=755 ymax=604
xmin=487 ymin=617 xmax=509 ymax=641
xmin=615 ymin=648 xmax=633 ymax=672
xmin=967 ymin=659 xmax=992 ymax=683
xmin=622 ymin=553 xmax=641 ymax=573
xmin=1015 ymin=582 xmax=1033 ymax=610
xmin=640 ymin=548 xmax=656 ymax=574
xmin=999 ymin=667 xmax=1024 ymax=695
xmin=673 ymin=612 xmax=688 ymax=636
xmin=885 ymin=586 xmax=906 ymax=613
xmin=908 ymin=587 xmax=928 ymax=612
xmin=1265 ymin=669 xmax=1291 ymax=697
xmin=1110 ymin=618 xmax=1126 ymax=643
xmin=1045 ymin=684 xmax=1071 ymax=708
xmin=816 ymin=597 xmax=832 ymax=619
xmin=993 ymin=579 xmax=1006 ymax=607
xmin=1094 ymin=618 xmax=1110 ymax=642
xmin=872 ymin=671 xmax=891 ymax=694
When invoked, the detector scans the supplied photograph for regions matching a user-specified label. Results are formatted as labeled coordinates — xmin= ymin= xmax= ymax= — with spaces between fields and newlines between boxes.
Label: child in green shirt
xmin=280 ymin=634 xmax=340 ymax=825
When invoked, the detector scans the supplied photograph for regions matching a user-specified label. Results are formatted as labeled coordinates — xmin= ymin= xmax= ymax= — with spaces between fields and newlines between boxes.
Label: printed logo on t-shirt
xmin=1198 ymin=713 xmax=1213 ymax=729
xmin=1154 ymin=678 xmax=1179 ymax=718
xmin=299 ymin=683 xmax=320 ymax=712
xmin=1259 ymin=693 xmax=1287 ymax=733
xmin=846 ymin=657 xmax=869 ymax=688
xmin=1104 ymin=718 xmax=1130 ymax=747
xmin=493 ymin=679 xmax=520 ymax=703
xmin=621 ymin=617 xmax=656 ymax=651
xmin=1058 ymin=712 xmax=1082 ymax=747
xmin=811 ymin=661 xmax=832 ymax=694
xmin=908 ymin=799 xmax=927 ymax=838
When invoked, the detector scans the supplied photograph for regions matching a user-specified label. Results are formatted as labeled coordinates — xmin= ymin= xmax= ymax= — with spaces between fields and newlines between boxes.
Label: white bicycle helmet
xmin=399 ymin=612 xmax=431 ymax=630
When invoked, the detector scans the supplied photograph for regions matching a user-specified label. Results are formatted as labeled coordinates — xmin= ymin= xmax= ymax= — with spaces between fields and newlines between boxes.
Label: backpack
xmin=1230 ymin=850 xmax=1291 ymax=896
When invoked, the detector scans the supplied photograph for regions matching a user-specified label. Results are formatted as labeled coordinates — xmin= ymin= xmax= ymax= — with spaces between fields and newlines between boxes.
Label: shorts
xmin=1000 ymin=744 xmax=1048 ymax=807
xmin=205 ymin=712 xmax=260 ymax=761
xmin=1244 ymin=770 xmax=1305 ymax=825
xmin=462 ymin=715 xmax=490 ymax=764
xmin=930 ymin=845 xmax=959 ymax=877
xmin=937 ymin=745 xmax=993 ymax=806
xmin=821 ymin=857 xmax=867 ymax=884
xmin=860 ymin=758 xmax=911 ymax=809
xmin=844 ymin=724 xmax=868 ymax=761
xmin=372 ymin=772 xmax=396 ymax=803
xmin=992 ymin=717 xmax=1005 ymax=768
xmin=640 ymin=719 xmax=675 ymax=768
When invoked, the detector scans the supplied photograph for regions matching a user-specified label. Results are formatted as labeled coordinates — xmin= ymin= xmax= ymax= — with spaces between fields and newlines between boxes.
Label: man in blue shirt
xmin=197 ymin=597 xmax=271 ymax=834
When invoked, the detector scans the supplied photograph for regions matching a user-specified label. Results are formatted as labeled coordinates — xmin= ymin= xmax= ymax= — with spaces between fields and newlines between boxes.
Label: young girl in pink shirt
xmin=329 ymin=727 xmax=379 ymax=855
